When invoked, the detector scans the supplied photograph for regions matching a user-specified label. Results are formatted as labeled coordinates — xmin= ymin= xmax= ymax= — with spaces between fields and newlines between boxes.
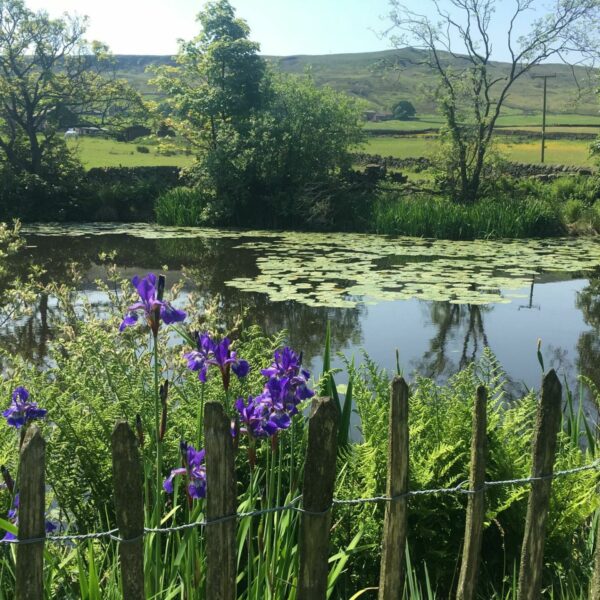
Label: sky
xmin=29 ymin=0 xmax=551 ymax=60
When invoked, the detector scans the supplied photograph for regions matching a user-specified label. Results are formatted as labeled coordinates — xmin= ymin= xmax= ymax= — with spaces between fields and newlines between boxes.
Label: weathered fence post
xmin=378 ymin=377 xmax=410 ymax=600
xmin=111 ymin=421 xmax=145 ymax=600
xmin=16 ymin=426 xmax=45 ymax=600
xmin=456 ymin=386 xmax=488 ymax=600
xmin=517 ymin=369 xmax=562 ymax=600
xmin=204 ymin=402 xmax=237 ymax=600
xmin=298 ymin=397 xmax=340 ymax=600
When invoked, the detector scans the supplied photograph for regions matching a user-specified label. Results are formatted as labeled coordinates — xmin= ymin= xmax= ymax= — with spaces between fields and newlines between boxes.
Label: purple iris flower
xmin=184 ymin=332 xmax=249 ymax=390
xmin=2 ymin=387 xmax=46 ymax=429
xmin=183 ymin=332 xmax=214 ymax=383
xmin=120 ymin=274 xmax=186 ymax=337
xmin=235 ymin=394 xmax=291 ymax=439
xmin=1 ymin=495 xmax=56 ymax=542
xmin=261 ymin=347 xmax=309 ymax=381
xmin=261 ymin=347 xmax=314 ymax=413
xmin=163 ymin=443 xmax=207 ymax=500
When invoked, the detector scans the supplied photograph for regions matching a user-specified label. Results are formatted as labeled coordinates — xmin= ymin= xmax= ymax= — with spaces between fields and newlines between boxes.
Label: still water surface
xmin=11 ymin=224 xmax=600 ymax=405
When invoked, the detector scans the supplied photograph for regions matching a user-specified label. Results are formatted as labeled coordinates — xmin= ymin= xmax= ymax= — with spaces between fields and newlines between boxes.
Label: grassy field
xmin=363 ymin=136 xmax=595 ymax=166
xmin=66 ymin=131 xmax=595 ymax=170
xmin=66 ymin=138 xmax=195 ymax=169
xmin=364 ymin=113 xmax=600 ymax=133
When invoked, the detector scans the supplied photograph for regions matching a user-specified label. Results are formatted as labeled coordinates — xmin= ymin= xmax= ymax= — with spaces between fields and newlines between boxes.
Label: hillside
xmin=113 ymin=48 xmax=599 ymax=117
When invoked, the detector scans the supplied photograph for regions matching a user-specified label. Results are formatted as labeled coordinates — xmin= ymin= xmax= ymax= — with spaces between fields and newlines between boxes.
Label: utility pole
xmin=531 ymin=74 xmax=556 ymax=163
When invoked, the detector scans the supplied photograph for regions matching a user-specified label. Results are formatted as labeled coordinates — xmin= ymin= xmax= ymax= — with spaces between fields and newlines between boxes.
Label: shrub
xmin=334 ymin=350 xmax=598 ymax=595
xmin=392 ymin=99 xmax=417 ymax=120
xmin=136 ymin=145 xmax=150 ymax=154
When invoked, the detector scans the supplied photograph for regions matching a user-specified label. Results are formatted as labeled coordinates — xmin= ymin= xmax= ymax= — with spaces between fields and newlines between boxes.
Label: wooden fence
xmin=8 ymin=369 xmax=600 ymax=600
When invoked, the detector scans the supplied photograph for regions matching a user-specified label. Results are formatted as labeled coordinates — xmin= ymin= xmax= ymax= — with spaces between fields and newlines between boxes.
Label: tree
xmin=0 ymin=0 xmax=144 ymax=178
xmin=388 ymin=0 xmax=600 ymax=203
xmin=152 ymin=0 xmax=364 ymax=226
xmin=152 ymin=0 xmax=266 ymax=152
xmin=393 ymin=99 xmax=416 ymax=120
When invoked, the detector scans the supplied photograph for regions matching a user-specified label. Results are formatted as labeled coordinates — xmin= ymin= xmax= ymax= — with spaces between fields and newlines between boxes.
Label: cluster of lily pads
xmin=24 ymin=224 xmax=600 ymax=308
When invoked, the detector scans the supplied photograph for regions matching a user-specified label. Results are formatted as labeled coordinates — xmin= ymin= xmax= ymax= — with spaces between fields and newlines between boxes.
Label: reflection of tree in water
xmin=183 ymin=266 xmax=364 ymax=363
xmin=6 ymin=234 xmax=365 ymax=366
xmin=0 ymin=293 xmax=53 ymax=368
xmin=415 ymin=302 xmax=491 ymax=379
xmin=576 ymin=278 xmax=600 ymax=392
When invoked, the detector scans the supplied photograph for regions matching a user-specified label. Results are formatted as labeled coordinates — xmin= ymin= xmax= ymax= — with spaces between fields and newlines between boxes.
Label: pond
xmin=11 ymin=223 xmax=600 ymax=408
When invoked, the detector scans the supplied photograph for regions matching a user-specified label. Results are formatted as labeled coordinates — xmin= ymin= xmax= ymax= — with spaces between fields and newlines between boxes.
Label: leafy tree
xmin=152 ymin=0 xmax=364 ymax=226
xmin=152 ymin=0 xmax=266 ymax=151
xmin=388 ymin=0 xmax=600 ymax=203
xmin=393 ymin=99 xmax=416 ymax=120
xmin=0 ymin=0 xmax=144 ymax=178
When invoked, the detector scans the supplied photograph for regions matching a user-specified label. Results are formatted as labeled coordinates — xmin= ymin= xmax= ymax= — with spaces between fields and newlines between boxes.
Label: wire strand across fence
xmin=3 ymin=458 xmax=598 ymax=547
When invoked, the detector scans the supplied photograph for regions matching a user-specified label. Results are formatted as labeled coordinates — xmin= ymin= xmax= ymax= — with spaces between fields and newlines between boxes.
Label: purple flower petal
xmin=232 ymin=360 xmax=250 ymax=379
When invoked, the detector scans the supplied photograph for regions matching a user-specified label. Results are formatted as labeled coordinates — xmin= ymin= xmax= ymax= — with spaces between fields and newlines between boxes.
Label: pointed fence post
xmin=518 ymin=370 xmax=562 ymax=600
xmin=378 ymin=377 xmax=410 ymax=600
xmin=111 ymin=421 xmax=145 ymax=600
xmin=204 ymin=402 xmax=237 ymax=600
xmin=298 ymin=397 xmax=340 ymax=600
xmin=16 ymin=426 xmax=45 ymax=600
xmin=456 ymin=386 xmax=488 ymax=600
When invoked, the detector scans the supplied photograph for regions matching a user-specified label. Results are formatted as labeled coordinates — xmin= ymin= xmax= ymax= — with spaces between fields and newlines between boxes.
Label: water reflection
xmin=576 ymin=278 xmax=600 ymax=392
xmin=4 ymin=230 xmax=600 ymax=396
xmin=12 ymin=234 xmax=365 ymax=366
xmin=416 ymin=304 xmax=491 ymax=379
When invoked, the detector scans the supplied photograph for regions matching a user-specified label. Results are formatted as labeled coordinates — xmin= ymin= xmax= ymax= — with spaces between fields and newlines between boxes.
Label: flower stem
xmin=153 ymin=334 xmax=163 ymax=596
xmin=197 ymin=384 xmax=205 ymax=449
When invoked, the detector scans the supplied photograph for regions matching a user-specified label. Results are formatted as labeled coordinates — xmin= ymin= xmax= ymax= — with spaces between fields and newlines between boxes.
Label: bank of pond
xmin=3 ymin=165 xmax=600 ymax=240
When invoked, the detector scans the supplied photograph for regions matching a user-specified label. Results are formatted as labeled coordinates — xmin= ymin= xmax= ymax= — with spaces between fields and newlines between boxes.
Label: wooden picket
xmin=204 ymin=401 xmax=237 ymax=600
xmin=378 ymin=377 xmax=410 ymax=600
xmin=15 ymin=426 xmax=45 ymax=600
xmin=111 ymin=421 xmax=145 ymax=600
xmin=518 ymin=369 xmax=562 ymax=600
xmin=298 ymin=397 xmax=340 ymax=600
xmin=456 ymin=386 xmax=488 ymax=600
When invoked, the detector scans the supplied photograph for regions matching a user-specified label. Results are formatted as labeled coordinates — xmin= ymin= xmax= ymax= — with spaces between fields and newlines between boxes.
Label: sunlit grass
xmin=66 ymin=137 xmax=196 ymax=169
xmin=363 ymin=113 xmax=600 ymax=133
xmin=363 ymin=136 xmax=596 ymax=166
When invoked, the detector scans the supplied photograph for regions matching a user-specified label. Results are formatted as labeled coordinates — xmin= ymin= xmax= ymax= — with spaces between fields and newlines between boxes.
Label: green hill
xmin=113 ymin=48 xmax=600 ymax=118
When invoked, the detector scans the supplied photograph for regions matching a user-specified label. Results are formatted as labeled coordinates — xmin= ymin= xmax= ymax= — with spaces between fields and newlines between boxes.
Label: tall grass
xmin=154 ymin=187 xmax=207 ymax=227
xmin=372 ymin=193 xmax=566 ymax=239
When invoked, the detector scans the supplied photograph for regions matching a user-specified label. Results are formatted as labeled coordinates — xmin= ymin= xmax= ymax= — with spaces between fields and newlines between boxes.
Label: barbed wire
xmin=2 ymin=459 xmax=598 ymax=546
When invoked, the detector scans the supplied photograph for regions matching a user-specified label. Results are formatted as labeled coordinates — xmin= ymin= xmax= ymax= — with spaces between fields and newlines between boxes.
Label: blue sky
xmin=32 ymin=0 xmax=548 ymax=59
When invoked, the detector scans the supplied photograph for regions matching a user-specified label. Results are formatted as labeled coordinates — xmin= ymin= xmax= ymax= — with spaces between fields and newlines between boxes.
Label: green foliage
xmin=334 ymin=349 xmax=599 ymax=596
xmin=155 ymin=186 xmax=224 ymax=226
xmin=0 ymin=139 xmax=86 ymax=221
xmin=0 ymin=241 xmax=597 ymax=597
xmin=372 ymin=191 xmax=565 ymax=239
xmin=564 ymin=198 xmax=586 ymax=223
xmin=151 ymin=0 xmax=364 ymax=228
xmin=0 ymin=0 xmax=147 ymax=220
xmin=393 ymin=100 xmax=416 ymax=120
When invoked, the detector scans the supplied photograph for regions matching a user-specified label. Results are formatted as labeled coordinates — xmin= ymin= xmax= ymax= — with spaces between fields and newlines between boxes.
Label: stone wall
xmin=351 ymin=153 xmax=594 ymax=178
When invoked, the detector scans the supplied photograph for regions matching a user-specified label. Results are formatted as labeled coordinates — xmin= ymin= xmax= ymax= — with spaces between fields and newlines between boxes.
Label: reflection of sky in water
xmin=324 ymin=279 xmax=586 ymax=390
